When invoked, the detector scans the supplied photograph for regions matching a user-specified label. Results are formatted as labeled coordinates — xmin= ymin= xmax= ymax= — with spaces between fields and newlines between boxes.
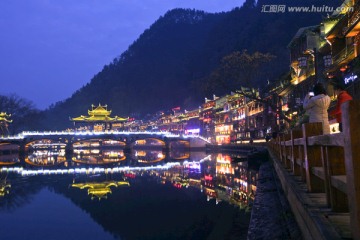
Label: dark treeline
xmin=2 ymin=0 xmax=341 ymax=132
xmin=0 ymin=94 xmax=42 ymax=134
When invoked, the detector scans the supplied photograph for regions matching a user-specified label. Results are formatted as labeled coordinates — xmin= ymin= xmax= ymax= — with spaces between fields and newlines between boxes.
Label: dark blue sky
xmin=0 ymin=0 xmax=245 ymax=109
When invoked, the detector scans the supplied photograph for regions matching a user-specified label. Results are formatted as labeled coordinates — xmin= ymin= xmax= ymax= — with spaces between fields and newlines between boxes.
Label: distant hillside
xmin=41 ymin=0 xmax=340 ymax=130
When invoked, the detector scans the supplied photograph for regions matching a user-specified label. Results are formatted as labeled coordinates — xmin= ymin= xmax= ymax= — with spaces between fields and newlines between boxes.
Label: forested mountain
xmin=41 ymin=0 xmax=341 ymax=130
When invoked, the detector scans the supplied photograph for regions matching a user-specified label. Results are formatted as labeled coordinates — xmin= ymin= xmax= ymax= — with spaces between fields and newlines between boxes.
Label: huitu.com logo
xmin=261 ymin=5 xmax=354 ymax=13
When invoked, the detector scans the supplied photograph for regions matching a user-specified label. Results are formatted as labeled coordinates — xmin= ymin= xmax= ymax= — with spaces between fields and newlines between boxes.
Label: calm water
xmin=0 ymin=145 xmax=259 ymax=240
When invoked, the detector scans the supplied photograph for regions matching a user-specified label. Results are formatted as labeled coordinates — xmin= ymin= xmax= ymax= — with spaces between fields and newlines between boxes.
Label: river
xmin=0 ymin=143 xmax=261 ymax=240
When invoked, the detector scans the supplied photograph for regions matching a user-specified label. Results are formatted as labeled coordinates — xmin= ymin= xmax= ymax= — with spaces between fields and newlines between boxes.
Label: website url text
xmin=261 ymin=5 xmax=354 ymax=13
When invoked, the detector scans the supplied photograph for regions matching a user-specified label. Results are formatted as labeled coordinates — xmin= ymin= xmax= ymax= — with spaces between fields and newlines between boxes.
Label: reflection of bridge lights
xmin=199 ymin=155 xmax=211 ymax=163
xmin=0 ymin=162 xmax=181 ymax=176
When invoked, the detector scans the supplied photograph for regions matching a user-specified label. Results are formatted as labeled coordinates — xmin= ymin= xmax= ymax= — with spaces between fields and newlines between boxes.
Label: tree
xmin=203 ymin=50 xmax=292 ymax=123
xmin=0 ymin=94 xmax=41 ymax=134
xmin=204 ymin=50 xmax=275 ymax=90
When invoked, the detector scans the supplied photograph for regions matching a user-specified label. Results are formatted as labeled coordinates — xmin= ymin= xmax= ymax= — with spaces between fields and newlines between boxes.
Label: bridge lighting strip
xmin=0 ymin=162 xmax=181 ymax=176
xmin=0 ymin=131 xmax=210 ymax=142
xmin=20 ymin=131 xmax=181 ymax=137
xmin=199 ymin=155 xmax=212 ymax=162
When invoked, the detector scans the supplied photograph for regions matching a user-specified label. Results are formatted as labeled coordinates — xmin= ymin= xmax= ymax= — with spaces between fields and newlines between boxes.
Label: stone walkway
xmin=247 ymin=161 xmax=302 ymax=240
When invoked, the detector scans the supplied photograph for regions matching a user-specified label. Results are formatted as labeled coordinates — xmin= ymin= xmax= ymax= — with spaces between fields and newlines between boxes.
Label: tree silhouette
xmin=203 ymin=50 xmax=292 ymax=123
xmin=0 ymin=94 xmax=41 ymax=134
xmin=204 ymin=50 xmax=275 ymax=91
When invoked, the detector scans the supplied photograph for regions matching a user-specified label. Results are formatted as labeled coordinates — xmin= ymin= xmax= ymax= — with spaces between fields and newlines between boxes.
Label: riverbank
xmin=247 ymin=161 xmax=302 ymax=239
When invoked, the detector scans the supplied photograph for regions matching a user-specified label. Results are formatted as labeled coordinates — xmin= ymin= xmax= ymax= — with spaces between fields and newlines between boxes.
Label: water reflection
xmin=71 ymin=178 xmax=130 ymax=200
xmin=134 ymin=138 xmax=165 ymax=147
xmin=163 ymin=153 xmax=257 ymax=209
xmin=72 ymin=149 xmax=126 ymax=164
xmin=0 ymin=151 xmax=257 ymax=207
xmin=133 ymin=150 xmax=165 ymax=163
xmin=169 ymin=149 xmax=190 ymax=160
xmin=0 ymin=174 xmax=10 ymax=197
xmin=0 ymin=148 xmax=260 ymax=239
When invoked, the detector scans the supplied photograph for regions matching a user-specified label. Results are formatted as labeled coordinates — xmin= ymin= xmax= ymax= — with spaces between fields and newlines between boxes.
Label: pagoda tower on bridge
xmin=0 ymin=112 xmax=12 ymax=135
xmin=70 ymin=104 xmax=128 ymax=131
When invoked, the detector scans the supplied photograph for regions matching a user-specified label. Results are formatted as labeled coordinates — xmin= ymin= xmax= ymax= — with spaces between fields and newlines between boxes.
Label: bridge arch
xmin=169 ymin=151 xmax=190 ymax=160
xmin=72 ymin=138 xmax=125 ymax=148
xmin=25 ymin=139 xmax=66 ymax=150
xmin=133 ymin=138 xmax=165 ymax=147
xmin=0 ymin=142 xmax=20 ymax=165
xmin=25 ymin=139 xmax=67 ymax=166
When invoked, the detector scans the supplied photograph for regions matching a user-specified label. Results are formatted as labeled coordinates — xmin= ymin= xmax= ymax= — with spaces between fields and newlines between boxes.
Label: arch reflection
xmin=169 ymin=150 xmax=190 ymax=160
xmin=134 ymin=150 xmax=165 ymax=163
xmin=72 ymin=149 xmax=126 ymax=164
xmin=134 ymin=138 xmax=165 ymax=147
xmin=169 ymin=140 xmax=189 ymax=149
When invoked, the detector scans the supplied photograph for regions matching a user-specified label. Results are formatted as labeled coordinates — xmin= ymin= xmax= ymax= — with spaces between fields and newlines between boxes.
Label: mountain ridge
xmin=41 ymin=0 xmax=340 ymax=130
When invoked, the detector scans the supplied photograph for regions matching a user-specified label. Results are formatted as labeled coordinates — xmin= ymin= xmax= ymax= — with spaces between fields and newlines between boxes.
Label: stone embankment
xmin=247 ymin=161 xmax=302 ymax=239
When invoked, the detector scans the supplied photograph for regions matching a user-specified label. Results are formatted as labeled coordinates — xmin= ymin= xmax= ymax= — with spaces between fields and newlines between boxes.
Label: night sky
xmin=0 ymin=0 xmax=245 ymax=110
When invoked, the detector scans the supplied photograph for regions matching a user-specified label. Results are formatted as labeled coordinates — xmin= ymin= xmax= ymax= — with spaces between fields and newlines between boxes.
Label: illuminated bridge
xmin=0 ymin=130 xmax=210 ymax=151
